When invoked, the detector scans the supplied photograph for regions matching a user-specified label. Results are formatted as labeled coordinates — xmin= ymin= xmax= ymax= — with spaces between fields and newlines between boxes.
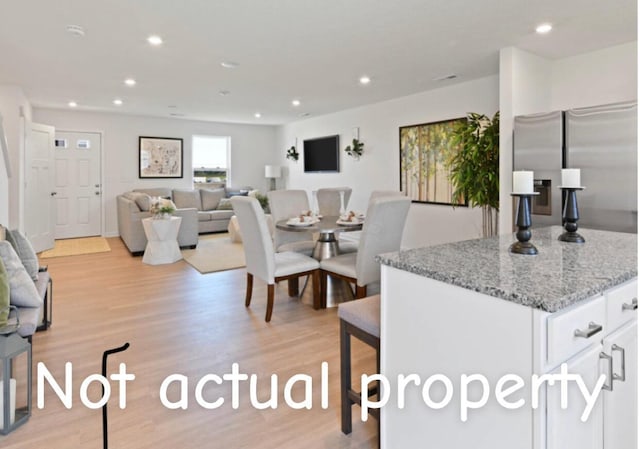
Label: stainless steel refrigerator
xmin=513 ymin=102 xmax=637 ymax=233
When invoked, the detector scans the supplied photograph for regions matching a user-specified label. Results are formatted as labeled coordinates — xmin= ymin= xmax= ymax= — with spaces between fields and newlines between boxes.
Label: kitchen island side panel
xmin=381 ymin=266 xmax=535 ymax=449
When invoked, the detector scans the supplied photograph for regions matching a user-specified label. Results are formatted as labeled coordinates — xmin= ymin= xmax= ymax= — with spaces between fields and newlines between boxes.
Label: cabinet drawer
xmin=547 ymin=295 xmax=606 ymax=367
xmin=607 ymin=279 xmax=638 ymax=332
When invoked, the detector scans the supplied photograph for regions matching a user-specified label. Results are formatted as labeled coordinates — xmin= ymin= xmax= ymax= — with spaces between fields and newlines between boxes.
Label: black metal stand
xmin=558 ymin=187 xmax=585 ymax=243
xmin=509 ymin=193 xmax=539 ymax=255
xmin=102 ymin=343 xmax=130 ymax=449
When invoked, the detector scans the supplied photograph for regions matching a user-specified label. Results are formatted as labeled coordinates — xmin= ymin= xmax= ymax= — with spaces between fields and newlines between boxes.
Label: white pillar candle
xmin=562 ymin=168 xmax=581 ymax=188
xmin=0 ymin=378 xmax=16 ymax=429
xmin=513 ymin=170 xmax=534 ymax=194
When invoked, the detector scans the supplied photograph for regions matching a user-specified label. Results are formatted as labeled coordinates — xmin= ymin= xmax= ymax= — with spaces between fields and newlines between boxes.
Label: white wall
xmin=277 ymin=76 xmax=499 ymax=248
xmin=0 ymin=113 xmax=9 ymax=226
xmin=0 ymin=85 xmax=32 ymax=230
xmin=33 ymin=108 xmax=279 ymax=236
xmin=551 ymin=41 xmax=637 ymax=110
xmin=498 ymin=42 xmax=637 ymax=234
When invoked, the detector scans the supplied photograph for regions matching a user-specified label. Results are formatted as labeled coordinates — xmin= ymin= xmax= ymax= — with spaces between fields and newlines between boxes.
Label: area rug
xmin=182 ymin=233 xmax=246 ymax=274
xmin=39 ymin=236 xmax=111 ymax=258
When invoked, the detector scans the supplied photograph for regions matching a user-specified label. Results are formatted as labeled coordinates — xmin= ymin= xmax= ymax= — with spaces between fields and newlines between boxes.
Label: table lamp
xmin=265 ymin=165 xmax=281 ymax=191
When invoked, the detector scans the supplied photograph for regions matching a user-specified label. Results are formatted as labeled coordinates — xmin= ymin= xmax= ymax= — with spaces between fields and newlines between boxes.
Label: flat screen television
xmin=303 ymin=135 xmax=340 ymax=173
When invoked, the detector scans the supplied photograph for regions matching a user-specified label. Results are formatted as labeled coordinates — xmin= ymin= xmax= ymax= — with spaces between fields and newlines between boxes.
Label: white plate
xmin=336 ymin=219 xmax=362 ymax=226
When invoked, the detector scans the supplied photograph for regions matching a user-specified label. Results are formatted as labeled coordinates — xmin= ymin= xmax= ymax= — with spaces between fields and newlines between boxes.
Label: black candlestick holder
xmin=558 ymin=187 xmax=585 ymax=243
xmin=509 ymin=193 xmax=539 ymax=255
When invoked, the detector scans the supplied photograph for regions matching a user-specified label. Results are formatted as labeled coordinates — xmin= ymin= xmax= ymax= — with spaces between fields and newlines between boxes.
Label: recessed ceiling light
xmin=170 ymin=113 xmax=185 ymax=117
xmin=292 ymin=99 xmax=301 ymax=107
xmin=168 ymin=105 xmax=177 ymax=109
xmin=68 ymin=101 xmax=77 ymax=108
xmin=113 ymin=99 xmax=123 ymax=106
xmin=124 ymin=78 xmax=136 ymax=86
xmin=359 ymin=76 xmax=371 ymax=85
xmin=254 ymin=112 xmax=261 ymax=118
xmin=147 ymin=35 xmax=163 ymax=46
xmin=219 ymin=90 xmax=231 ymax=96
xmin=535 ymin=23 xmax=552 ymax=34
xmin=221 ymin=61 xmax=239 ymax=69
xmin=66 ymin=25 xmax=85 ymax=37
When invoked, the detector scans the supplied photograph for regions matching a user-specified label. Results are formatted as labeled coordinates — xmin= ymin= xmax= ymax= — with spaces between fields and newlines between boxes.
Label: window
xmin=192 ymin=135 xmax=230 ymax=188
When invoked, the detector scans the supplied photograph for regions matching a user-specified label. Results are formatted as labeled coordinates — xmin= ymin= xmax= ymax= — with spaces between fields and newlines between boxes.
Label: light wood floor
xmin=2 ymin=237 xmax=378 ymax=448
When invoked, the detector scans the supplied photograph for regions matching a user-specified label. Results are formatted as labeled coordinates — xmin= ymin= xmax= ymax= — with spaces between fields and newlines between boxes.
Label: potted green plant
xmin=344 ymin=138 xmax=364 ymax=160
xmin=447 ymin=111 xmax=500 ymax=237
xmin=286 ymin=146 xmax=299 ymax=162
xmin=150 ymin=200 xmax=176 ymax=219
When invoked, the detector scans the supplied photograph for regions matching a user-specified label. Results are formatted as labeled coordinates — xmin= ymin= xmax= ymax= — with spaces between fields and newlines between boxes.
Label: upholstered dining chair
xmin=319 ymin=195 xmax=410 ymax=303
xmin=231 ymin=196 xmax=321 ymax=322
xmin=316 ymin=187 xmax=352 ymax=217
xmin=267 ymin=190 xmax=315 ymax=256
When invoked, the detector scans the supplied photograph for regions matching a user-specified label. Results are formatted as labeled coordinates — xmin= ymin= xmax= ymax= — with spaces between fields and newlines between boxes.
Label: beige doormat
xmin=182 ymin=233 xmax=246 ymax=274
xmin=39 ymin=236 xmax=111 ymax=258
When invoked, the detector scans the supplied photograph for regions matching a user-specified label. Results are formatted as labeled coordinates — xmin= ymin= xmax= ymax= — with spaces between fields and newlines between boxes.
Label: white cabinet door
xmin=603 ymin=320 xmax=637 ymax=449
xmin=547 ymin=343 xmax=604 ymax=449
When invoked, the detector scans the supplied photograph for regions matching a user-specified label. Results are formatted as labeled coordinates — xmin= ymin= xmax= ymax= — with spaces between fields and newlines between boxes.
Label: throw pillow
xmin=216 ymin=198 xmax=234 ymax=210
xmin=173 ymin=189 xmax=202 ymax=210
xmin=0 ymin=225 xmax=5 ymax=241
xmin=5 ymin=230 xmax=39 ymax=281
xmin=0 ymin=241 xmax=42 ymax=308
xmin=0 ymin=258 xmax=9 ymax=328
xmin=123 ymin=192 xmax=152 ymax=211
xmin=201 ymin=188 xmax=225 ymax=210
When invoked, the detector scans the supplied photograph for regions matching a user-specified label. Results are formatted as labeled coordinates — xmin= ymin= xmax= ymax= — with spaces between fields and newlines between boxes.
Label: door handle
xmin=95 ymin=191 xmax=101 ymax=196
xmin=51 ymin=192 xmax=57 ymax=196
xmin=600 ymin=352 xmax=614 ymax=391
xmin=611 ymin=344 xmax=626 ymax=382
xmin=622 ymin=298 xmax=637 ymax=311
xmin=574 ymin=322 xmax=602 ymax=339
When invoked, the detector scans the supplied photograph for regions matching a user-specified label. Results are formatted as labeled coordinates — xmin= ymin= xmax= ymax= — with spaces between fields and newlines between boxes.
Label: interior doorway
xmin=53 ymin=131 xmax=102 ymax=239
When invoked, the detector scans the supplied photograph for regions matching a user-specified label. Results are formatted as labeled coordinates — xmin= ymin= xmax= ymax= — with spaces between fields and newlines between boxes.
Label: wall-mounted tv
xmin=303 ymin=135 xmax=340 ymax=173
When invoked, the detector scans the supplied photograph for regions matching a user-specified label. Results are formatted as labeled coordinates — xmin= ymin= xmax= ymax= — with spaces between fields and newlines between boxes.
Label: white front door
xmin=24 ymin=120 xmax=55 ymax=252
xmin=53 ymin=131 xmax=102 ymax=239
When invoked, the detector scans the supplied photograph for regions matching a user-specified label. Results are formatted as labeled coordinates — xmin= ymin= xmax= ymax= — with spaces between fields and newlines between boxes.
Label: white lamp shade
xmin=265 ymin=165 xmax=282 ymax=178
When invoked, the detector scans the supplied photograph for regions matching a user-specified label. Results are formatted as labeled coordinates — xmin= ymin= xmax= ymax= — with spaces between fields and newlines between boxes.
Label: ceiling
xmin=0 ymin=0 xmax=636 ymax=125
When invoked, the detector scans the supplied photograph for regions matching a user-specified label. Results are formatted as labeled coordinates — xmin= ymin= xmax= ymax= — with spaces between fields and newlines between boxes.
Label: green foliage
xmin=255 ymin=192 xmax=270 ymax=213
xmin=157 ymin=205 xmax=175 ymax=215
xmin=344 ymin=138 xmax=364 ymax=159
xmin=286 ymin=146 xmax=299 ymax=162
xmin=447 ymin=111 xmax=500 ymax=211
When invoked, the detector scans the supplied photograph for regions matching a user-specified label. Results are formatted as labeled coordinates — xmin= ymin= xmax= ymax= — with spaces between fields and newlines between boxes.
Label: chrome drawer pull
xmin=612 ymin=344 xmax=626 ymax=382
xmin=622 ymin=297 xmax=637 ymax=311
xmin=600 ymin=352 xmax=614 ymax=391
xmin=574 ymin=322 xmax=603 ymax=339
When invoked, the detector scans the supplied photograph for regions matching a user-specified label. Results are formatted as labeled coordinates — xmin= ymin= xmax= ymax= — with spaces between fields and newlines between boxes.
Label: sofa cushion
xmin=210 ymin=210 xmax=235 ymax=221
xmin=217 ymin=198 xmax=234 ymax=210
xmin=201 ymin=188 xmax=226 ymax=211
xmin=0 ymin=241 xmax=42 ymax=308
xmin=197 ymin=211 xmax=213 ymax=222
xmin=5 ymin=229 xmax=39 ymax=281
xmin=123 ymin=192 xmax=152 ymax=211
xmin=173 ymin=189 xmax=202 ymax=210
xmin=134 ymin=187 xmax=172 ymax=199
xmin=0 ymin=258 xmax=9 ymax=327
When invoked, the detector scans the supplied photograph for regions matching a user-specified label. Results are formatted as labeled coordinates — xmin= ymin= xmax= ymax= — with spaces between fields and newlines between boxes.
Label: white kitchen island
xmin=377 ymin=227 xmax=637 ymax=449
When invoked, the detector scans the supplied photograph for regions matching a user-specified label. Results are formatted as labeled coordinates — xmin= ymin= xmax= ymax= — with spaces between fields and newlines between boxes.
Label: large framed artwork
xmin=139 ymin=136 xmax=183 ymax=178
xmin=399 ymin=117 xmax=467 ymax=206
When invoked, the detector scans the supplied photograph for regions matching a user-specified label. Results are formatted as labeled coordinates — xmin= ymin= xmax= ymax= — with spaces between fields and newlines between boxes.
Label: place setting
xmin=336 ymin=210 xmax=364 ymax=226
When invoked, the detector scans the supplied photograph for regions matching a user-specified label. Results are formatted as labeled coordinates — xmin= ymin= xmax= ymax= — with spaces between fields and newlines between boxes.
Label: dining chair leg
xmin=320 ymin=270 xmax=328 ymax=308
xmin=355 ymin=285 xmax=367 ymax=299
xmin=265 ymin=284 xmax=275 ymax=322
xmin=245 ymin=273 xmax=254 ymax=307
xmin=288 ymin=278 xmax=299 ymax=296
xmin=340 ymin=319 xmax=352 ymax=434
xmin=311 ymin=270 xmax=321 ymax=309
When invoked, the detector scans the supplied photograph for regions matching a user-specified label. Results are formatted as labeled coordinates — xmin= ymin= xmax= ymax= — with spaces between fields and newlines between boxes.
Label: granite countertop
xmin=377 ymin=226 xmax=637 ymax=313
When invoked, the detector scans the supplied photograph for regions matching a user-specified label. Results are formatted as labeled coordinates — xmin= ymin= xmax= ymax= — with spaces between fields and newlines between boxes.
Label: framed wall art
xmin=139 ymin=136 xmax=183 ymax=178
xmin=399 ymin=117 xmax=466 ymax=206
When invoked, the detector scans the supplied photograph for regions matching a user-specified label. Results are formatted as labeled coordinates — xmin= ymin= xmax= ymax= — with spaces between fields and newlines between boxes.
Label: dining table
xmin=275 ymin=215 xmax=363 ymax=307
